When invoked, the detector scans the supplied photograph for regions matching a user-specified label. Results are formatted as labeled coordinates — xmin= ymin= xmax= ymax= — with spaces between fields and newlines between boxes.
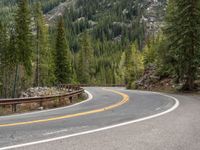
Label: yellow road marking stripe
xmin=0 ymin=88 xmax=129 ymax=127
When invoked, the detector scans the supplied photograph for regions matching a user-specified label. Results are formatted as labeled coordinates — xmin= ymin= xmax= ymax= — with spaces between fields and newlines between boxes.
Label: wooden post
xmin=69 ymin=97 xmax=73 ymax=103
xmin=12 ymin=104 xmax=17 ymax=112
xmin=39 ymin=101 xmax=43 ymax=107
xmin=68 ymin=85 xmax=70 ymax=92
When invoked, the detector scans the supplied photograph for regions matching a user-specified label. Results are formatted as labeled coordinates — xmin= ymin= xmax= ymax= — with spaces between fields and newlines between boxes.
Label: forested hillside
xmin=60 ymin=0 xmax=167 ymax=86
xmin=0 ymin=0 xmax=66 ymax=23
xmin=1 ymin=0 xmax=199 ymax=98
xmin=63 ymin=0 xmax=166 ymax=49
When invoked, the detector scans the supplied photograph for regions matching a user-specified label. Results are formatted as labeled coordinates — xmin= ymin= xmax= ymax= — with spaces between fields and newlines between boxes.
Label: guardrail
xmin=0 ymin=85 xmax=84 ymax=113
xmin=0 ymin=84 xmax=125 ymax=113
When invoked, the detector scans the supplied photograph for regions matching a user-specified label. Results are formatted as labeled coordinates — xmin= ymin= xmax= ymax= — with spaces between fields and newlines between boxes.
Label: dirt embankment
xmin=135 ymin=64 xmax=174 ymax=92
xmin=135 ymin=64 xmax=200 ymax=93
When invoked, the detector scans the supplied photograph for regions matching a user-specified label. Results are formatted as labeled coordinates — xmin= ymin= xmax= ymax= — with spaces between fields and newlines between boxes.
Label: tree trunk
xmin=183 ymin=75 xmax=195 ymax=91
xmin=12 ymin=65 xmax=19 ymax=98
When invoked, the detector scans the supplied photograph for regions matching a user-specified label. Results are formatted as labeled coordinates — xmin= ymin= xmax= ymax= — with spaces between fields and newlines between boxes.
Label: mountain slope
xmin=0 ymin=0 xmax=66 ymax=23
xmin=0 ymin=0 xmax=166 ymax=44
xmin=63 ymin=0 xmax=166 ymax=46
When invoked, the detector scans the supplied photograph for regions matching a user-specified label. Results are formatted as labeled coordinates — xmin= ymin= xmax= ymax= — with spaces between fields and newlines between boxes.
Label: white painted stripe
xmin=0 ymin=90 xmax=93 ymax=119
xmin=43 ymin=129 xmax=69 ymax=136
xmin=0 ymin=91 xmax=179 ymax=150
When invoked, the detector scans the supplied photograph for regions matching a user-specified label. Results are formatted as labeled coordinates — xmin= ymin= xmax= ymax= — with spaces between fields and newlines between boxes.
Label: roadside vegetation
xmin=128 ymin=0 xmax=200 ymax=92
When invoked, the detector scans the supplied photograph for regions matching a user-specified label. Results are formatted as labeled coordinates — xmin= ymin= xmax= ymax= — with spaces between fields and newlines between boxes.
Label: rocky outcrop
xmin=20 ymin=87 xmax=67 ymax=98
xmin=136 ymin=64 xmax=174 ymax=90
xmin=140 ymin=0 xmax=166 ymax=38
xmin=45 ymin=0 xmax=76 ymax=26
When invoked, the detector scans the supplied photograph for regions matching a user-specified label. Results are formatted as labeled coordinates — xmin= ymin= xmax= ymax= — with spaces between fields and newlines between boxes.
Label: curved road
xmin=0 ymin=87 xmax=199 ymax=150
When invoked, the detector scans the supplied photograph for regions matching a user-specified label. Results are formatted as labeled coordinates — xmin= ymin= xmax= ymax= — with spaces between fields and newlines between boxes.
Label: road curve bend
xmin=0 ymin=87 xmax=189 ymax=150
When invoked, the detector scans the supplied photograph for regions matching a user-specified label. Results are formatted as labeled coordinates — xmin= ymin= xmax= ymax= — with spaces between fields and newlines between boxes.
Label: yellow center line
xmin=0 ymin=88 xmax=129 ymax=127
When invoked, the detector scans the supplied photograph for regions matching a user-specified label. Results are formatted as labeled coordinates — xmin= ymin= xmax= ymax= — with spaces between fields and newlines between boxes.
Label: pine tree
xmin=78 ymin=47 xmax=89 ymax=84
xmin=34 ymin=2 xmax=51 ymax=87
xmin=7 ymin=28 xmax=18 ymax=66
xmin=164 ymin=0 xmax=200 ymax=90
xmin=143 ymin=39 xmax=157 ymax=66
xmin=7 ymin=28 xmax=19 ymax=98
xmin=0 ymin=22 xmax=8 ymax=97
xmin=55 ymin=17 xmax=72 ymax=84
xmin=78 ymin=32 xmax=94 ymax=84
xmin=117 ymin=52 xmax=126 ymax=84
xmin=125 ymin=43 xmax=144 ymax=89
xmin=15 ymin=0 xmax=33 ymax=76
xmin=0 ymin=21 xmax=7 ymax=70
xmin=163 ymin=0 xmax=182 ymax=82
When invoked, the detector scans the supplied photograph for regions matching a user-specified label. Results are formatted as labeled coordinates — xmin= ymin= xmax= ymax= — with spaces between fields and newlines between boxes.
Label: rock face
xmin=141 ymin=0 xmax=166 ymax=37
xmin=136 ymin=64 xmax=173 ymax=90
xmin=45 ymin=0 xmax=76 ymax=26
xmin=20 ymin=87 xmax=67 ymax=98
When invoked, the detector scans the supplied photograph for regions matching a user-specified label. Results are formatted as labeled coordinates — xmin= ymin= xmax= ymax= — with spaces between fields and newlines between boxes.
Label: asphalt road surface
xmin=0 ymin=87 xmax=199 ymax=150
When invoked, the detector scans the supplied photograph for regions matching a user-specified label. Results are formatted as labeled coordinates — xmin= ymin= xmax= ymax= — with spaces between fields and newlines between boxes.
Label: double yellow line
xmin=0 ymin=88 xmax=129 ymax=127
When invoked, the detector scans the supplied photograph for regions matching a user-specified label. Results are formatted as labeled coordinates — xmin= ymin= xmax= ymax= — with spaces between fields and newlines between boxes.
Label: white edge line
xmin=0 ymin=91 xmax=179 ymax=150
xmin=0 ymin=90 xmax=93 ymax=119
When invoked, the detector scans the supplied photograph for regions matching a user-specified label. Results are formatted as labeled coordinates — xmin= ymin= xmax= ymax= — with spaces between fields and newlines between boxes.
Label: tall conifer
xmin=15 ymin=0 xmax=33 ymax=76
xmin=34 ymin=2 xmax=50 ymax=86
xmin=78 ymin=33 xmax=94 ymax=84
xmin=164 ymin=0 xmax=200 ymax=90
xmin=55 ymin=17 xmax=72 ymax=83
